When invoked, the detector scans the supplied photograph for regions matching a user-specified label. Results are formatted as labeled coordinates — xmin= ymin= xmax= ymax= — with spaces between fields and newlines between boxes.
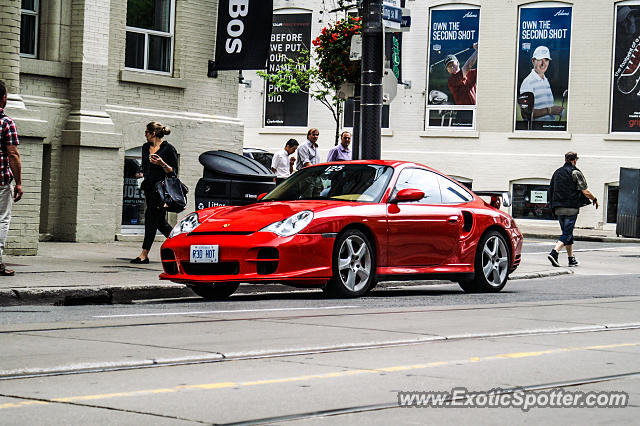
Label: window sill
xmin=258 ymin=127 xmax=308 ymax=135
xmin=604 ymin=133 xmax=640 ymax=141
xmin=119 ymin=69 xmax=186 ymax=89
xmin=509 ymin=131 xmax=572 ymax=140
xmin=20 ymin=58 xmax=70 ymax=78
xmin=420 ymin=130 xmax=479 ymax=138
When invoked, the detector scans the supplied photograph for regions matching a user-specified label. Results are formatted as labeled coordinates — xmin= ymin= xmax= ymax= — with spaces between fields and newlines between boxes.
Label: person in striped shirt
xmin=0 ymin=80 xmax=23 ymax=276
xmin=519 ymin=46 xmax=564 ymax=121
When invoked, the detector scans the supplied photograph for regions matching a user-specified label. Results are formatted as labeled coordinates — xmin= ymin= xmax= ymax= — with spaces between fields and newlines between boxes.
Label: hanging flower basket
xmin=312 ymin=16 xmax=362 ymax=89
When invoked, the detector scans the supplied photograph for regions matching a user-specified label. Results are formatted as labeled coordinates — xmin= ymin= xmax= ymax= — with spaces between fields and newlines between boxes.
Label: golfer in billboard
xmin=427 ymin=8 xmax=479 ymax=128
xmin=516 ymin=7 xmax=571 ymax=131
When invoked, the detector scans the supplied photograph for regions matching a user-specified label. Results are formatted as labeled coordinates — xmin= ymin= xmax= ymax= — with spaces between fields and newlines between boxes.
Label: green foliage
xmin=312 ymin=16 xmax=362 ymax=89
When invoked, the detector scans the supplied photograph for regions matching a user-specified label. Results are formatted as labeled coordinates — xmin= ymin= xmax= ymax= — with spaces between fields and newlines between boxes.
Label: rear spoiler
xmin=473 ymin=191 xmax=512 ymax=209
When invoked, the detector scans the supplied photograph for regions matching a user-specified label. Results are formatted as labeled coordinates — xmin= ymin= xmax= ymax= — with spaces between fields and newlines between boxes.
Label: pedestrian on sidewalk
xmin=326 ymin=131 xmax=352 ymax=162
xmin=0 ymin=81 xmax=23 ymax=277
xmin=547 ymin=152 xmax=598 ymax=267
xmin=271 ymin=138 xmax=298 ymax=185
xmin=131 ymin=121 xmax=179 ymax=264
xmin=296 ymin=128 xmax=320 ymax=170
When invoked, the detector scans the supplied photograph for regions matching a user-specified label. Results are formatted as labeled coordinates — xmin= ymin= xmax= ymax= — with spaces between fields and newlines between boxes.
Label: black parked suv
xmin=243 ymin=148 xmax=274 ymax=171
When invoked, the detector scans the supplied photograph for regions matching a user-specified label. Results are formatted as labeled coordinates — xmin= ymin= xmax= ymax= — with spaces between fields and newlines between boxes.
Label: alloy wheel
xmin=481 ymin=235 xmax=509 ymax=287
xmin=337 ymin=234 xmax=372 ymax=293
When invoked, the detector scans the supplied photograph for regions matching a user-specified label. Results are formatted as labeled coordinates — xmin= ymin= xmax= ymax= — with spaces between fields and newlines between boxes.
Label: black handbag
xmin=155 ymin=174 xmax=189 ymax=213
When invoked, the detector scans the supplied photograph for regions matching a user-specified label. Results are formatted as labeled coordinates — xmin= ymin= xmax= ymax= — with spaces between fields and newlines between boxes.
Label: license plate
xmin=190 ymin=245 xmax=219 ymax=263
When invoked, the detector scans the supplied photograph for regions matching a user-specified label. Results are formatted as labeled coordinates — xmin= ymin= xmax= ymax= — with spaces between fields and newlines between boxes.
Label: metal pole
xmin=360 ymin=0 xmax=383 ymax=160
xmin=352 ymin=86 xmax=361 ymax=159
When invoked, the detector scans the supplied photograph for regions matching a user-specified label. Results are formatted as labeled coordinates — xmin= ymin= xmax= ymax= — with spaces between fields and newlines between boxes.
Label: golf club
xmin=429 ymin=46 xmax=472 ymax=71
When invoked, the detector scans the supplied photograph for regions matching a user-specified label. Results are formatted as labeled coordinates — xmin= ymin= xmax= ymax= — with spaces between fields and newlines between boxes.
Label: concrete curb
xmin=510 ymin=269 xmax=573 ymax=280
xmin=0 ymin=285 xmax=194 ymax=307
xmin=523 ymin=232 xmax=640 ymax=244
xmin=0 ymin=269 xmax=570 ymax=306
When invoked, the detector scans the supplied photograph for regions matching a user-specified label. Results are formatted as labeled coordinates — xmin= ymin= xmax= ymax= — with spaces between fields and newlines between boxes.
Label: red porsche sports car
xmin=160 ymin=160 xmax=523 ymax=299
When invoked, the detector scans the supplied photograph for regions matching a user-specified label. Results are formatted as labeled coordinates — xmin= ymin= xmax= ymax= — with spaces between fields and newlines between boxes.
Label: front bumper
xmin=159 ymin=232 xmax=335 ymax=286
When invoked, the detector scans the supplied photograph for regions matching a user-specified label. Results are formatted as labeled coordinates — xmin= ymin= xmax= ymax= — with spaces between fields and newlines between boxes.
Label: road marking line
xmin=92 ymin=306 xmax=361 ymax=318
xmin=2 ymin=341 xmax=639 ymax=410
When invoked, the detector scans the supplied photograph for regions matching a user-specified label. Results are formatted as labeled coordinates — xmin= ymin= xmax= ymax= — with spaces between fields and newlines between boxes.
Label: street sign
xmin=383 ymin=0 xmax=402 ymax=30
xmin=382 ymin=68 xmax=398 ymax=105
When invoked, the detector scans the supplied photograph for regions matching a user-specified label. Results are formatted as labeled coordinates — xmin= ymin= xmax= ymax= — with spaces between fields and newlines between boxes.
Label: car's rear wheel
xmin=459 ymin=230 xmax=510 ymax=293
xmin=191 ymin=283 xmax=240 ymax=300
xmin=324 ymin=229 xmax=375 ymax=298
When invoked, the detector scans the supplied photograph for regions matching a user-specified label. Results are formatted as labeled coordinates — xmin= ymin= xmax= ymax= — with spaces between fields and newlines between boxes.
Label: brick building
xmin=239 ymin=0 xmax=640 ymax=230
xmin=0 ymin=0 xmax=242 ymax=254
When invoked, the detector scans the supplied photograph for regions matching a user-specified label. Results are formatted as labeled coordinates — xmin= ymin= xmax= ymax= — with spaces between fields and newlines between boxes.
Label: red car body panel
xmin=160 ymin=160 xmax=523 ymax=287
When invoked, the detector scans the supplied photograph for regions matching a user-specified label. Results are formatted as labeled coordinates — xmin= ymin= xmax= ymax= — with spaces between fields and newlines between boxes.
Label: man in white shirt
xmin=519 ymin=45 xmax=564 ymax=121
xmin=270 ymin=139 xmax=299 ymax=185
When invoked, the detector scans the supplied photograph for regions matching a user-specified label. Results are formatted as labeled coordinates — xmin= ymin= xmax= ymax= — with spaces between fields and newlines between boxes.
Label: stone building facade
xmin=239 ymin=0 xmax=640 ymax=231
xmin=0 ymin=0 xmax=242 ymax=254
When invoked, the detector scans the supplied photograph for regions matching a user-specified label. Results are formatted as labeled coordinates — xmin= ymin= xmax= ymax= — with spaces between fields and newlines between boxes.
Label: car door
xmin=387 ymin=168 xmax=461 ymax=267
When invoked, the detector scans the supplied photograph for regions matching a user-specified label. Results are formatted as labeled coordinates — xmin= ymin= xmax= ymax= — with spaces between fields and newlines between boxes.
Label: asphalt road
xmin=1 ymin=239 xmax=639 ymax=424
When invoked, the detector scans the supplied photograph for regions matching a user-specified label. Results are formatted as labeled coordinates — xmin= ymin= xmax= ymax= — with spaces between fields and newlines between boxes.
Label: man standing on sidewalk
xmin=547 ymin=152 xmax=598 ymax=267
xmin=0 ymin=81 xmax=23 ymax=276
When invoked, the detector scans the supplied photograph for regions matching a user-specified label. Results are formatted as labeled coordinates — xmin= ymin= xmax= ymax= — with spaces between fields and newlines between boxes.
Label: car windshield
xmin=262 ymin=164 xmax=394 ymax=203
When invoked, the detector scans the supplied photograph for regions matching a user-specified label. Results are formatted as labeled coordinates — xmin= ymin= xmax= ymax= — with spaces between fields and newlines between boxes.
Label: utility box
xmin=616 ymin=167 xmax=640 ymax=238
xmin=195 ymin=150 xmax=276 ymax=210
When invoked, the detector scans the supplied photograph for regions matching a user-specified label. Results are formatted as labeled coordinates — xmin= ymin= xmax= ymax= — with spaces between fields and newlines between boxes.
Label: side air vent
xmin=462 ymin=211 xmax=473 ymax=233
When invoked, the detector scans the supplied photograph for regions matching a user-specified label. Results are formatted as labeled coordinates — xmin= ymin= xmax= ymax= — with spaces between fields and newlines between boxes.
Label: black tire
xmin=323 ymin=229 xmax=375 ymax=298
xmin=458 ymin=230 xmax=510 ymax=293
xmin=191 ymin=283 xmax=240 ymax=300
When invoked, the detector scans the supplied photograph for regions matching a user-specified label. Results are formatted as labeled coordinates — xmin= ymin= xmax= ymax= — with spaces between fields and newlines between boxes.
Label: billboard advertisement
xmin=515 ymin=6 xmax=572 ymax=131
xmin=264 ymin=13 xmax=311 ymax=127
xmin=426 ymin=8 xmax=479 ymax=129
xmin=612 ymin=5 xmax=640 ymax=132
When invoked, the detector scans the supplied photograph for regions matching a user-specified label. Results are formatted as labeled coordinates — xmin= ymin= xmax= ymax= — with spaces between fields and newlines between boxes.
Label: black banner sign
xmin=264 ymin=14 xmax=312 ymax=127
xmin=211 ymin=0 xmax=273 ymax=71
xmin=612 ymin=5 xmax=640 ymax=132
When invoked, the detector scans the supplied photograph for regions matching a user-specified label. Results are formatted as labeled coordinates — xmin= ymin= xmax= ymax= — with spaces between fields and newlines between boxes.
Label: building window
xmin=122 ymin=149 xmax=145 ymax=227
xmin=343 ymin=99 xmax=389 ymax=128
xmin=611 ymin=3 xmax=640 ymax=132
xmin=20 ymin=0 xmax=38 ymax=57
xmin=515 ymin=3 xmax=572 ymax=131
xmin=511 ymin=183 xmax=554 ymax=220
xmin=426 ymin=6 xmax=479 ymax=130
xmin=125 ymin=0 xmax=174 ymax=73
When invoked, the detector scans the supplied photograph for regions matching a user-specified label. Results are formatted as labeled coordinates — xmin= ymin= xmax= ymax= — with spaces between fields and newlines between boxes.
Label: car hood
xmin=194 ymin=201 xmax=343 ymax=233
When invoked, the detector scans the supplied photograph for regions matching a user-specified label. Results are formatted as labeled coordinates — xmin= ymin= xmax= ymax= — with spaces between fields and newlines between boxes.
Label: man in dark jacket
xmin=547 ymin=152 xmax=599 ymax=267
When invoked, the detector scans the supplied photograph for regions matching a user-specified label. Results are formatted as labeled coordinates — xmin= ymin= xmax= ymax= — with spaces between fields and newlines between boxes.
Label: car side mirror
xmin=257 ymin=193 xmax=267 ymax=201
xmin=391 ymin=188 xmax=425 ymax=204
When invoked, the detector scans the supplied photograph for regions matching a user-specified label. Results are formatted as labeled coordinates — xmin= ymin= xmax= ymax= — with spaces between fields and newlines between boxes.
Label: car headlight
xmin=260 ymin=210 xmax=314 ymax=237
xmin=169 ymin=212 xmax=200 ymax=238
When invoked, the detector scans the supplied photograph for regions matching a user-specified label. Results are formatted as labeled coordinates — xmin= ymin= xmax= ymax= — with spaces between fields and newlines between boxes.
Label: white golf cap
xmin=532 ymin=45 xmax=551 ymax=60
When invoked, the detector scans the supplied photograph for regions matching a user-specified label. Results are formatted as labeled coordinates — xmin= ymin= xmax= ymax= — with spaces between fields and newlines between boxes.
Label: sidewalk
xmin=0 ymin=221 xmax=637 ymax=306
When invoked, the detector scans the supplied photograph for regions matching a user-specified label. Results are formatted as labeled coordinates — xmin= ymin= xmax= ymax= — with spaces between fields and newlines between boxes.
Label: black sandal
xmin=130 ymin=257 xmax=149 ymax=264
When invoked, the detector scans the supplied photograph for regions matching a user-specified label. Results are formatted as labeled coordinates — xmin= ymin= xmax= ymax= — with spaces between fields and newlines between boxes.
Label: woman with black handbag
xmin=131 ymin=121 xmax=179 ymax=264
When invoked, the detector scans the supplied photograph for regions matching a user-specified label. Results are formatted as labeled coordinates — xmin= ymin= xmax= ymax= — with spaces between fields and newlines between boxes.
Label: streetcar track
xmin=2 ymin=322 xmax=639 ymax=381
xmin=224 ymin=371 xmax=640 ymax=425
xmin=2 ymin=297 xmax=640 ymax=335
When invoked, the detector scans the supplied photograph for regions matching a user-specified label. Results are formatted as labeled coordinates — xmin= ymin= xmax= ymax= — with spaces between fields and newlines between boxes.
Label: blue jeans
xmin=557 ymin=214 xmax=577 ymax=246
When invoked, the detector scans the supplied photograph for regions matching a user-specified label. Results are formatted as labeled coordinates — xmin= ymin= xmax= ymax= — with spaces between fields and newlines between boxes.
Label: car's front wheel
xmin=324 ymin=229 xmax=375 ymax=298
xmin=191 ymin=283 xmax=240 ymax=300
xmin=459 ymin=230 xmax=510 ymax=293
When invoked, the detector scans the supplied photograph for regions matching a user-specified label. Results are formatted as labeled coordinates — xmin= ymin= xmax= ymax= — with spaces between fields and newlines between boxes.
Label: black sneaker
xmin=547 ymin=250 xmax=560 ymax=267
xmin=568 ymin=256 xmax=579 ymax=267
